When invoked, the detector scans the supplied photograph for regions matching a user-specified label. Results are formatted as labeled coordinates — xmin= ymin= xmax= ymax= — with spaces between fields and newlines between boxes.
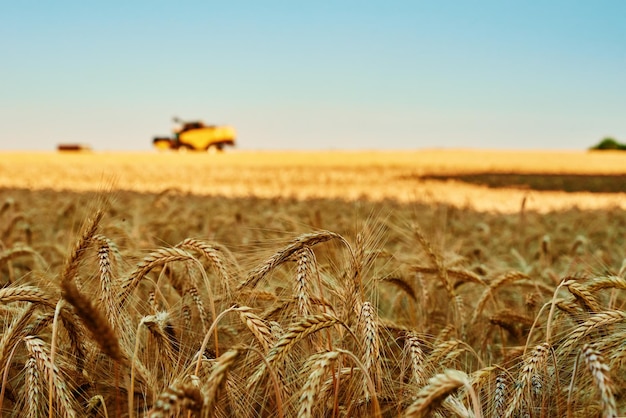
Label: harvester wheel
xmin=206 ymin=143 xmax=225 ymax=153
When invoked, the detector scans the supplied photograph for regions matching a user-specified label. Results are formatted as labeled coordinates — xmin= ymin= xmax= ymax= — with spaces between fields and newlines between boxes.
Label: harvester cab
xmin=153 ymin=117 xmax=236 ymax=151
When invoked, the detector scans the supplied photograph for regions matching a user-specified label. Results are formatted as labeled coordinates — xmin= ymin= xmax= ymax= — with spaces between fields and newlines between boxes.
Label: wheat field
xmin=1 ymin=150 xmax=626 ymax=417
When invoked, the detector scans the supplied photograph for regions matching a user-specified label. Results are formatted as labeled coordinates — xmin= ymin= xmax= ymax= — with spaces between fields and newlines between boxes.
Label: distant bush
xmin=590 ymin=137 xmax=626 ymax=150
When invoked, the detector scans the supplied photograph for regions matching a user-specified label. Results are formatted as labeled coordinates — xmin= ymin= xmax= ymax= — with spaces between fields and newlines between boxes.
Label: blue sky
xmin=1 ymin=1 xmax=625 ymax=151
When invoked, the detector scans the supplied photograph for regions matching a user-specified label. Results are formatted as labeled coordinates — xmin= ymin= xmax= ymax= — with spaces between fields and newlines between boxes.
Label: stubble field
xmin=2 ymin=149 xmax=626 ymax=417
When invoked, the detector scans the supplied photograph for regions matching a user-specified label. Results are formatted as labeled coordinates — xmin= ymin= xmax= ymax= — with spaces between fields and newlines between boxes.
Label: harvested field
xmin=1 ymin=149 xmax=626 ymax=417
xmin=2 ymin=149 xmax=626 ymax=212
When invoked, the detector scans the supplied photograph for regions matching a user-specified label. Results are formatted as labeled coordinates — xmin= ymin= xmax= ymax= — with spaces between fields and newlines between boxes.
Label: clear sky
xmin=2 ymin=1 xmax=625 ymax=151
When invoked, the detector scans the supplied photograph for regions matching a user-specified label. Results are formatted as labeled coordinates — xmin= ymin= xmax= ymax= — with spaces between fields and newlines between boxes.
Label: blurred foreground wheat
xmin=1 ymin=187 xmax=626 ymax=417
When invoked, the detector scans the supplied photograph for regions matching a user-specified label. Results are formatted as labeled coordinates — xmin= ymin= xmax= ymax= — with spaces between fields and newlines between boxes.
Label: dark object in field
xmin=406 ymin=172 xmax=626 ymax=193
xmin=57 ymin=144 xmax=92 ymax=152
xmin=589 ymin=137 xmax=626 ymax=151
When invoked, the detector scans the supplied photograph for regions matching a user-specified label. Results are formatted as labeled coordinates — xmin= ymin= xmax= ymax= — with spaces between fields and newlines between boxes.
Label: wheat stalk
xmin=61 ymin=273 xmax=123 ymax=362
xmin=248 ymin=313 xmax=341 ymax=389
xmin=404 ymin=331 xmax=427 ymax=387
xmin=177 ymin=238 xmax=233 ymax=297
xmin=412 ymin=266 xmax=486 ymax=287
xmin=413 ymin=224 xmax=454 ymax=299
xmin=492 ymin=372 xmax=507 ymax=418
xmin=358 ymin=301 xmax=381 ymax=397
xmin=471 ymin=271 xmax=532 ymax=324
xmin=0 ymin=285 xmax=53 ymax=306
xmin=298 ymin=351 xmax=340 ymax=418
xmin=94 ymin=234 xmax=118 ymax=325
xmin=561 ymin=310 xmax=626 ymax=354
xmin=119 ymin=247 xmax=196 ymax=303
xmin=205 ymin=348 xmax=241 ymax=415
xmin=235 ymin=306 xmax=273 ymax=353
xmin=146 ymin=382 xmax=203 ymax=418
xmin=24 ymin=336 xmax=77 ymax=418
xmin=294 ymin=247 xmax=314 ymax=316
xmin=239 ymin=230 xmax=351 ymax=290
xmin=0 ymin=245 xmax=45 ymax=270
xmin=25 ymin=356 xmax=42 ymax=418
xmin=506 ymin=342 xmax=550 ymax=416
xmin=404 ymin=369 xmax=470 ymax=418
xmin=582 ymin=344 xmax=617 ymax=418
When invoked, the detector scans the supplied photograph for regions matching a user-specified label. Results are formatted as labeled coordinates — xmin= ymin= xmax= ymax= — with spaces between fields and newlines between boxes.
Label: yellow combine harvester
xmin=153 ymin=118 xmax=236 ymax=151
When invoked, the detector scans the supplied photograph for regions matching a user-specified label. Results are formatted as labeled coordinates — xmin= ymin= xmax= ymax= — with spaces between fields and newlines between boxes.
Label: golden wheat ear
xmin=404 ymin=369 xmax=470 ymax=418
xmin=582 ymin=344 xmax=617 ymax=418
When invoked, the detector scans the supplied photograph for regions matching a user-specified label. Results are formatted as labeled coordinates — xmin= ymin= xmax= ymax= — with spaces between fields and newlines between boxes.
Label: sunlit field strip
xmin=1 ymin=150 xmax=626 ymax=213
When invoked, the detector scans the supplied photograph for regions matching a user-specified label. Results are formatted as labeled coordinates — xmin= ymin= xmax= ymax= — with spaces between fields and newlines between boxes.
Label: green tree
xmin=590 ymin=137 xmax=626 ymax=150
